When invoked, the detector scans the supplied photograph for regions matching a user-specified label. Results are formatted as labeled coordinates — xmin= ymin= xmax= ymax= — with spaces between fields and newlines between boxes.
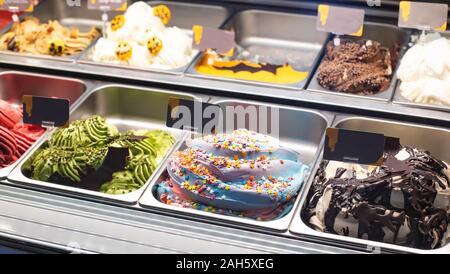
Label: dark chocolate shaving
xmin=384 ymin=155 xmax=412 ymax=174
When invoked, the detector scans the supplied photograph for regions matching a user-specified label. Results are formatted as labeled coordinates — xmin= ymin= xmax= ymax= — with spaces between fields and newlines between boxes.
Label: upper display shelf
xmin=0 ymin=0 xmax=448 ymax=127
xmin=213 ymin=0 xmax=449 ymax=9
xmin=206 ymin=0 xmax=450 ymax=22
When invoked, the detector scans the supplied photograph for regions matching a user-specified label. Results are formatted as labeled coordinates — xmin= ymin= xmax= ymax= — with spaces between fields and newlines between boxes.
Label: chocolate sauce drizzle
xmin=303 ymin=147 xmax=450 ymax=250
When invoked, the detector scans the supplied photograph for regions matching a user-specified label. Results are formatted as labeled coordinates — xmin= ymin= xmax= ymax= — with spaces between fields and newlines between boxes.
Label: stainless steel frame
xmin=0 ymin=183 xmax=361 ymax=254
xmin=307 ymin=22 xmax=410 ymax=102
xmin=7 ymin=83 xmax=208 ymax=205
xmin=290 ymin=115 xmax=450 ymax=254
xmin=139 ymin=97 xmax=334 ymax=232
xmin=0 ymin=0 xmax=448 ymax=254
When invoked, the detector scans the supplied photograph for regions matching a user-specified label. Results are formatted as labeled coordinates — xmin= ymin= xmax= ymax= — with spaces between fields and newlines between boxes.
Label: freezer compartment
xmin=0 ymin=71 xmax=87 ymax=179
xmin=290 ymin=115 xmax=450 ymax=254
xmin=186 ymin=9 xmax=329 ymax=89
xmin=0 ymin=0 xmax=104 ymax=61
xmin=8 ymin=85 xmax=202 ymax=204
xmin=78 ymin=1 xmax=231 ymax=75
xmin=308 ymin=22 xmax=410 ymax=101
xmin=392 ymin=31 xmax=450 ymax=113
xmin=140 ymin=99 xmax=333 ymax=231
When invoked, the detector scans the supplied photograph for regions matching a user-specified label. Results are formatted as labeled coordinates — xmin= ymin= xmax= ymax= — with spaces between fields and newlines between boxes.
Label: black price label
xmin=0 ymin=0 xmax=33 ymax=12
xmin=324 ymin=128 xmax=386 ymax=166
xmin=192 ymin=25 xmax=235 ymax=55
xmin=398 ymin=1 xmax=448 ymax=31
xmin=22 ymin=96 xmax=70 ymax=128
xmin=88 ymin=0 xmax=127 ymax=11
xmin=166 ymin=98 xmax=220 ymax=134
xmin=317 ymin=5 xmax=365 ymax=36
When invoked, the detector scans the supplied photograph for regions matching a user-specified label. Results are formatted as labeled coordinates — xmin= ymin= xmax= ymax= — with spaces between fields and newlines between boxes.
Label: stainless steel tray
xmin=78 ymin=1 xmax=231 ymax=75
xmin=139 ymin=98 xmax=334 ymax=232
xmin=308 ymin=22 xmax=410 ymax=102
xmin=392 ymin=31 xmax=450 ymax=113
xmin=0 ymin=0 xmax=107 ymax=63
xmin=185 ymin=9 xmax=329 ymax=90
xmin=7 ymin=84 xmax=205 ymax=205
xmin=0 ymin=70 xmax=89 ymax=180
xmin=290 ymin=115 xmax=450 ymax=254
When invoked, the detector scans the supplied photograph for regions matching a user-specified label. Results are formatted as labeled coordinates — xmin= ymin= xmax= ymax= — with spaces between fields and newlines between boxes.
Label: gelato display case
xmin=0 ymin=0 xmax=448 ymax=254
xmin=8 ymin=84 xmax=205 ymax=204
xmin=185 ymin=10 xmax=329 ymax=89
xmin=291 ymin=116 xmax=450 ymax=254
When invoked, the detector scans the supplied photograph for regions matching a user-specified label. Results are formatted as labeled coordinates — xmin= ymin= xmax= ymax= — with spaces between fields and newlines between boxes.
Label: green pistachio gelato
xmin=23 ymin=116 xmax=176 ymax=195
xmin=49 ymin=116 xmax=118 ymax=148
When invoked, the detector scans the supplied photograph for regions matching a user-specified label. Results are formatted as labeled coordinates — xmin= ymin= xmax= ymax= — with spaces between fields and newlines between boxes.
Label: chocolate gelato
xmin=317 ymin=40 xmax=398 ymax=95
xmin=303 ymin=147 xmax=450 ymax=250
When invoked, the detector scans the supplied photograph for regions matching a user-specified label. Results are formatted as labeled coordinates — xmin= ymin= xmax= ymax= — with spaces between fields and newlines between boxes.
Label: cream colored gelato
xmin=397 ymin=33 xmax=450 ymax=106
xmin=91 ymin=1 xmax=196 ymax=70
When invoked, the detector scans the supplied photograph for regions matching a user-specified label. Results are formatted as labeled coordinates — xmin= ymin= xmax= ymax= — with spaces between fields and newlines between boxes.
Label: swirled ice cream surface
xmin=397 ymin=33 xmax=450 ymax=106
xmin=156 ymin=129 xmax=310 ymax=221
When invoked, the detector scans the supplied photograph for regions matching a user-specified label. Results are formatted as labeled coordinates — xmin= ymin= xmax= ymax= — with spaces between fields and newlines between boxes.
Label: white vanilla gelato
xmin=397 ymin=33 xmax=450 ymax=106
xmin=91 ymin=1 xmax=196 ymax=70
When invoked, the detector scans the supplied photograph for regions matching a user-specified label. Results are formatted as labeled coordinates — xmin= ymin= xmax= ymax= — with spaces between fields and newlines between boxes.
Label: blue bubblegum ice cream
xmin=155 ymin=129 xmax=310 ymax=220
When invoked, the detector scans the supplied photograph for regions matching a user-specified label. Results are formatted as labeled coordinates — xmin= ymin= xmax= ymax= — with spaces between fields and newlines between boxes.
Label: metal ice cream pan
xmin=0 ymin=70 xmax=89 ymax=180
xmin=78 ymin=1 xmax=231 ymax=76
xmin=139 ymin=98 xmax=334 ymax=232
xmin=392 ymin=31 xmax=450 ymax=113
xmin=0 ymin=0 xmax=109 ymax=63
xmin=308 ymin=22 xmax=410 ymax=102
xmin=8 ymin=84 xmax=205 ymax=205
xmin=290 ymin=115 xmax=450 ymax=254
xmin=185 ymin=9 xmax=330 ymax=90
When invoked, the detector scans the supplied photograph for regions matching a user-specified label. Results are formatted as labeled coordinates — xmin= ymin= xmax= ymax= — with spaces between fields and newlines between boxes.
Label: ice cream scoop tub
xmin=77 ymin=1 xmax=231 ymax=75
xmin=7 ymin=84 xmax=206 ymax=205
xmin=0 ymin=70 xmax=89 ymax=179
xmin=307 ymin=22 xmax=410 ymax=102
xmin=139 ymin=98 xmax=334 ymax=232
xmin=392 ymin=31 xmax=450 ymax=113
xmin=185 ymin=9 xmax=330 ymax=90
xmin=290 ymin=115 xmax=450 ymax=254
xmin=0 ymin=0 xmax=108 ymax=63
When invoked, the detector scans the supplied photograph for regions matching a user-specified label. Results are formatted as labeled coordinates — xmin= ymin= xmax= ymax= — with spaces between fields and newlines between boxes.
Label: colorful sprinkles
xmin=202 ymin=129 xmax=278 ymax=153
xmin=171 ymin=148 xmax=295 ymax=202
xmin=156 ymin=129 xmax=307 ymax=221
